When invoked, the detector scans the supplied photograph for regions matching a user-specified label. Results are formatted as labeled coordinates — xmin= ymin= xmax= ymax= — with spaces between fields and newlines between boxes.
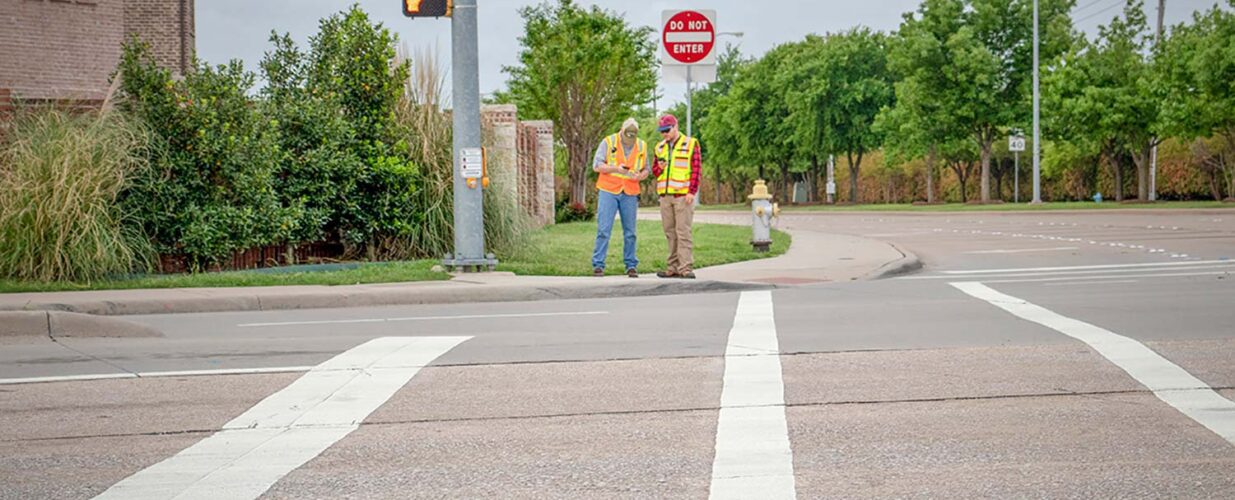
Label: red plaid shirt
xmin=651 ymin=138 xmax=701 ymax=196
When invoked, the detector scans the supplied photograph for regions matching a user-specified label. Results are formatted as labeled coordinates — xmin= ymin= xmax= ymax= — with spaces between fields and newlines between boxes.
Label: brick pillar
xmin=523 ymin=120 xmax=556 ymax=227
xmin=517 ymin=121 xmax=536 ymax=222
xmin=480 ymin=104 xmax=519 ymax=212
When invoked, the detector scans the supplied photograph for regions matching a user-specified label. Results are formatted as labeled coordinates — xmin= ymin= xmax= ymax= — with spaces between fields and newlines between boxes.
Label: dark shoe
xmin=679 ymin=271 xmax=696 ymax=279
xmin=626 ymin=268 xmax=638 ymax=278
xmin=655 ymin=270 xmax=677 ymax=278
xmin=593 ymin=267 xmax=604 ymax=277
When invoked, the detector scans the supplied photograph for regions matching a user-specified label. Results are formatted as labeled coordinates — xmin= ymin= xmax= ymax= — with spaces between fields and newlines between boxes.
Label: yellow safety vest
xmin=596 ymin=134 xmax=646 ymax=195
xmin=655 ymin=135 xmax=698 ymax=195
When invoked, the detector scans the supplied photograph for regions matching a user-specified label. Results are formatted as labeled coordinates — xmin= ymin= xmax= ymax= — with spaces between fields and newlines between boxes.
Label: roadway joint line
xmin=237 ymin=310 xmax=608 ymax=327
xmin=951 ymin=282 xmax=1235 ymax=446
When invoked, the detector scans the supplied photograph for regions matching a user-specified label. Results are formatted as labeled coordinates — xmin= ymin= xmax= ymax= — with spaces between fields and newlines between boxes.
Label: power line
xmin=1075 ymin=0 xmax=1126 ymax=24
xmin=1073 ymin=0 xmax=1115 ymax=15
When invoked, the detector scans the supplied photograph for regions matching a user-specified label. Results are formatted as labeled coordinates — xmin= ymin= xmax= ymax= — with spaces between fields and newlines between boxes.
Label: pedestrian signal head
xmin=403 ymin=0 xmax=451 ymax=17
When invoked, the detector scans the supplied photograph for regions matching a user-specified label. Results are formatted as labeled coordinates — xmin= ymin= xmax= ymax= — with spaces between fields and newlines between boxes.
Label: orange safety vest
xmin=655 ymin=134 xmax=698 ymax=195
xmin=596 ymin=133 xmax=647 ymax=196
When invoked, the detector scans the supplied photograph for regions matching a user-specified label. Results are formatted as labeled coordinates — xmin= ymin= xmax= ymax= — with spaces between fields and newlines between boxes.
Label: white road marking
xmin=238 ymin=310 xmax=608 ymax=328
xmin=710 ymin=291 xmax=795 ymax=499
xmin=981 ymin=271 xmax=1231 ymax=284
xmin=963 ymin=247 xmax=1078 ymax=254
xmin=1042 ymin=280 xmax=1140 ymax=287
xmin=899 ymin=264 xmax=1235 ymax=280
xmin=941 ymin=259 xmax=1234 ymax=275
xmin=951 ymin=282 xmax=1235 ymax=446
xmin=93 ymin=336 xmax=469 ymax=500
xmin=0 ymin=365 xmax=314 ymax=386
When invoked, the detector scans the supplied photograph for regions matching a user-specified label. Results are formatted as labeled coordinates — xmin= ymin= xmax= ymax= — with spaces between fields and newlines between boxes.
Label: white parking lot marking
xmin=710 ymin=291 xmax=795 ymax=499
xmin=952 ymin=282 xmax=1235 ymax=446
xmin=93 ymin=336 xmax=469 ymax=500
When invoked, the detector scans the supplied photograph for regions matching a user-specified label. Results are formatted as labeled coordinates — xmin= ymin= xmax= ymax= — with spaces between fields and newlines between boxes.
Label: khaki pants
xmin=659 ymin=195 xmax=694 ymax=274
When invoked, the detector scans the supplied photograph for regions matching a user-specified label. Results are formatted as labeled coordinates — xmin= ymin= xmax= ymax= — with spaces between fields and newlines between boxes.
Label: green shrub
xmin=260 ymin=32 xmax=363 ymax=247
xmin=303 ymin=6 xmax=421 ymax=256
xmin=118 ymin=40 xmax=298 ymax=268
xmin=0 ymin=109 xmax=153 ymax=282
xmin=556 ymin=199 xmax=595 ymax=223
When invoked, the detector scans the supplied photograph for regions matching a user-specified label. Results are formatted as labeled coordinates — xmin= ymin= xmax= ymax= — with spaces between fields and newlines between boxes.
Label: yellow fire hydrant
xmin=747 ymin=179 xmax=780 ymax=252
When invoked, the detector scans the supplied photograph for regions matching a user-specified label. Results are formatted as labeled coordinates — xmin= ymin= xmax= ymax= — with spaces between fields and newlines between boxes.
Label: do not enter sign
xmin=662 ymin=10 xmax=715 ymax=65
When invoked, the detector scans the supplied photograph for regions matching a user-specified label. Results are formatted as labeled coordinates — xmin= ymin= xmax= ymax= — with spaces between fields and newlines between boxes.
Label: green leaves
xmin=503 ymin=0 xmax=658 ymax=205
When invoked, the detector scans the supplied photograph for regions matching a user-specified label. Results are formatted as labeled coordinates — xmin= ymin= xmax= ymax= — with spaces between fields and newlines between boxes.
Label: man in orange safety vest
xmin=591 ymin=118 xmax=649 ymax=277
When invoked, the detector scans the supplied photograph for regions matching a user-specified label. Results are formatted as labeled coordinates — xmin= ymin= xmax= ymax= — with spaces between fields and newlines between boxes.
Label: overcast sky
xmin=197 ymin=0 xmax=1223 ymax=107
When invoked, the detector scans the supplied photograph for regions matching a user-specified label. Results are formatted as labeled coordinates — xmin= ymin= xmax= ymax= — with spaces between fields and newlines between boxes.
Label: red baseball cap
xmin=658 ymin=114 xmax=678 ymax=132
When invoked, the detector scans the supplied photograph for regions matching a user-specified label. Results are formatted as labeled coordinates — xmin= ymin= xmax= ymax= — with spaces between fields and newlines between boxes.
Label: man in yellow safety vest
xmin=652 ymin=114 xmax=701 ymax=279
xmin=591 ymin=118 xmax=649 ymax=277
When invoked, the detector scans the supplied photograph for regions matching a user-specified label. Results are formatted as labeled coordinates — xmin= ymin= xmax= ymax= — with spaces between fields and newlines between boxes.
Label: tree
xmin=504 ymin=0 xmax=658 ymax=206
xmin=720 ymin=42 xmax=803 ymax=199
xmin=785 ymin=29 xmax=894 ymax=204
xmin=881 ymin=0 xmax=970 ymax=203
xmin=1044 ymin=1 xmax=1160 ymax=201
xmin=664 ymin=44 xmax=748 ymax=203
xmin=1158 ymin=2 xmax=1235 ymax=199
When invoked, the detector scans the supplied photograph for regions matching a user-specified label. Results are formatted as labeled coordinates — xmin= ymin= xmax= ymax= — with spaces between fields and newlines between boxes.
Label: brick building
xmin=0 ymin=0 xmax=194 ymax=105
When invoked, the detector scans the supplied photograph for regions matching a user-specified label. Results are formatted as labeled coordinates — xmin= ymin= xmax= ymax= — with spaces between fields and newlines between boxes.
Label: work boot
xmin=593 ymin=267 xmax=604 ymax=277
xmin=655 ymin=270 xmax=677 ymax=278
xmin=626 ymin=268 xmax=638 ymax=278
xmin=679 ymin=271 xmax=696 ymax=279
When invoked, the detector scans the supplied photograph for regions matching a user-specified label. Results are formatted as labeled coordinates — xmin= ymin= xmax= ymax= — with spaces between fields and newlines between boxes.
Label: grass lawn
xmin=1 ymin=221 xmax=789 ymax=292
xmin=0 ymin=260 xmax=449 ymax=294
xmin=498 ymin=220 xmax=790 ymax=277
xmin=698 ymin=200 xmax=1235 ymax=212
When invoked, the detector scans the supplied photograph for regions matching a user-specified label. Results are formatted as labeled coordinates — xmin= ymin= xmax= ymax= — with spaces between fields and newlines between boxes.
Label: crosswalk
xmin=65 ymin=285 xmax=1235 ymax=499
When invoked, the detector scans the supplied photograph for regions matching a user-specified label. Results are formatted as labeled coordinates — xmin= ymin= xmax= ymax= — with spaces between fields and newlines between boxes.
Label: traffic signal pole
xmin=446 ymin=0 xmax=494 ymax=271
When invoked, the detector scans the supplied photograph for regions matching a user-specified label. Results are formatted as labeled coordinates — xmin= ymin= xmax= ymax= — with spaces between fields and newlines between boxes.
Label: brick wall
xmin=0 ymin=0 xmax=192 ymax=102
xmin=0 ymin=0 xmax=125 ymax=101
xmin=124 ymin=0 xmax=193 ymax=75
xmin=0 ymin=89 xmax=12 ymax=118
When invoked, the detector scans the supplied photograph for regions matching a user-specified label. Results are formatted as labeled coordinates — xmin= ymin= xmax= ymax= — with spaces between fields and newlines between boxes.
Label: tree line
xmin=504 ymin=0 xmax=1235 ymax=205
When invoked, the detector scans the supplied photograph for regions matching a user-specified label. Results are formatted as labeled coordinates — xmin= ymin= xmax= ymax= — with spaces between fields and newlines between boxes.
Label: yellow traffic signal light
xmin=404 ymin=0 xmax=451 ymax=18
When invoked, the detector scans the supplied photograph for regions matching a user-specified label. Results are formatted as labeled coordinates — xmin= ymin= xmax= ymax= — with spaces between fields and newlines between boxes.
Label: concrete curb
xmin=0 ymin=311 xmax=163 ymax=339
xmin=861 ymin=243 xmax=923 ymax=280
xmin=1 ymin=280 xmax=775 ymax=317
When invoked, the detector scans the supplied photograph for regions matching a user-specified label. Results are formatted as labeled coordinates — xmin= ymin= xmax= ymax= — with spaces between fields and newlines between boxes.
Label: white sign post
xmin=1009 ymin=135 xmax=1026 ymax=203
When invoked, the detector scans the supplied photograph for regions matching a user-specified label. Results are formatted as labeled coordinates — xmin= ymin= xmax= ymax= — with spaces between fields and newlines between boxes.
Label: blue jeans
xmin=592 ymin=191 xmax=639 ymax=270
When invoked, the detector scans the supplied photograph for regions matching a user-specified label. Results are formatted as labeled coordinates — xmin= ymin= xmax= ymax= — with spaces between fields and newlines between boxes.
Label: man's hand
xmin=685 ymin=193 xmax=696 ymax=205
xmin=635 ymin=169 xmax=649 ymax=181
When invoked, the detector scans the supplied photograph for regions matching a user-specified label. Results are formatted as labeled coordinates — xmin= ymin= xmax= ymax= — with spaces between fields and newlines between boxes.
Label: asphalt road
xmin=2 ymin=210 xmax=1233 ymax=499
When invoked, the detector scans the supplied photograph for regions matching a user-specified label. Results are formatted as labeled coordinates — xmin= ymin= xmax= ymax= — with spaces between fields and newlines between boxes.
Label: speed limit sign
xmin=1009 ymin=135 xmax=1026 ymax=152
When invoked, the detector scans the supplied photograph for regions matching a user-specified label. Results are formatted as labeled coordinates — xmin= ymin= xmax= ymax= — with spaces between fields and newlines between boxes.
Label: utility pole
xmin=1032 ymin=0 xmax=1042 ymax=204
xmin=1150 ymin=0 xmax=1166 ymax=202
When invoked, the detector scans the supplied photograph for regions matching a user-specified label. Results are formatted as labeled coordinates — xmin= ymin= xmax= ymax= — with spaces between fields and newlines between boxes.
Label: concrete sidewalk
xmin=0 ymin=219 xmax=917 ymax=318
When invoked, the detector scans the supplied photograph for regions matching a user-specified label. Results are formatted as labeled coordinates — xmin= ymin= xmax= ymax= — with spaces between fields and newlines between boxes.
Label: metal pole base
xmin=443 ymin=254 xmax=499 ymax=273
xmin=751 ymin=241 xmax=771 ymax=253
